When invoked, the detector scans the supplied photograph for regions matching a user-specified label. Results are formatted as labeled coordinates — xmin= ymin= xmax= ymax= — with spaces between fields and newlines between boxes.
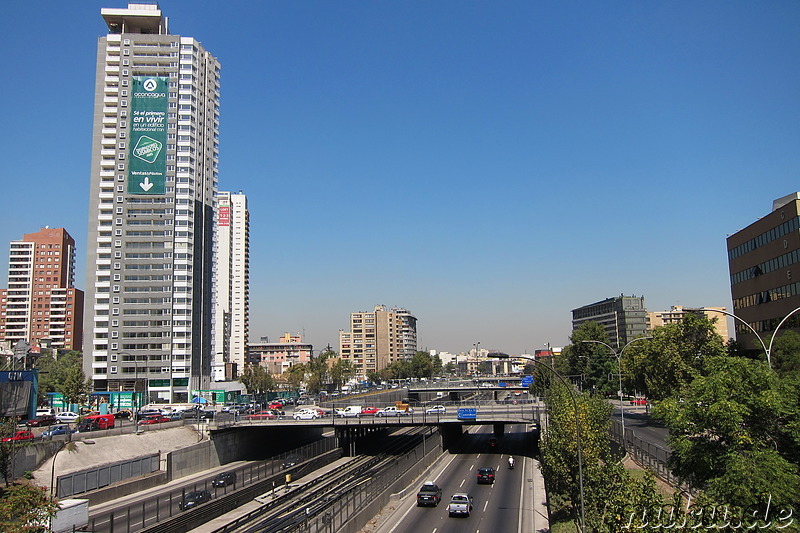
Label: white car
xmin=376 ymin=406 xmax=413 ymax=417
xmin=425 ymin=405 xmax=446 ymax=414
xmin=56 ymin=411 xmax=80 ymax=423
xmin=293 ymin=409 xmax=319 ymax=420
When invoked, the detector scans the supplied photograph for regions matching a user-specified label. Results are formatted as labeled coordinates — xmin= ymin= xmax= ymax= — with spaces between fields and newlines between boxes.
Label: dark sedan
xmin=179 ymin=490 xmax=211 ymax=511
xmin=26 ymin=415 xmax=57 ymax=427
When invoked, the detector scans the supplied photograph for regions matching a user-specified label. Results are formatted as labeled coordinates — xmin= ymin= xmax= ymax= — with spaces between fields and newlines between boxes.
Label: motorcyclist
xmin=508 ymin=456 xmax=515 ymax=469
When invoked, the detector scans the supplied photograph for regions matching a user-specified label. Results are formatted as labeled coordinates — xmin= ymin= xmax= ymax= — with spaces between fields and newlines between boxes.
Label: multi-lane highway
xmin=369 ymin=424 xmax=541 ymax=533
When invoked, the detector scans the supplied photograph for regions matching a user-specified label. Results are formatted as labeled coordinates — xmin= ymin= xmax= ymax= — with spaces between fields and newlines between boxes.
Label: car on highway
xmin=630 ymin=397 xmax=648 ymax=406
xmin=360 ymin=406 xmax=380 ymax=415
xmin=425 ymin=405 xmax=446 ymax=414
xmin=211 ymin=471 xmax=237 ymax=488
xmin=138 ymin=415 xmax=170 ymax=425
xmin=2 ymin=430 xmax=35 ymax=442
xmin=25 ymin=414 xmax=57 ymax=427
xmin=42 ymin=425 xmax=74 ymax=439
xmin=416 ymin=481 xmax=443 ymax=506
xmin=488 ymin=437 xmax=498 ymax=448
xmin=282 ymin=454 xmax=301 ymax=469
xmin=375 ymin=406 xmax=413 ymax=417
xmin=477 ymin=467 xmax=495 ymax=484
xmin=447 ymin=493 xmax=474 ymax=517
xmin=268 ymin=401 xmax=284 ymax=410
xmin=179 ymin=490 xmax=211 ymax=511
xmin=335 ymin=406 xmax=362 ymax=418
xmin=292 ymin=409 xmax=319 ymax=420
xmin=246 ymin=410 xmax=277 ymax=421
xmin=56 ymin=411 xmax=81 ymax=423
xmin=113 ymin=409 xmax=132 ymax=419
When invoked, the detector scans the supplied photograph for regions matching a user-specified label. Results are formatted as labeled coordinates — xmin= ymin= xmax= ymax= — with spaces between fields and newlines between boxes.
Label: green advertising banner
xmin=128 ymin=76 xmax=168 ymax=195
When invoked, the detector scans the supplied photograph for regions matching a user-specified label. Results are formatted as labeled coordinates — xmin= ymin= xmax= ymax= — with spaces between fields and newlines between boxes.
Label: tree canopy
xmin=35 ymin=351 xmax=90 ymax=406
xmin=238 ymin=364 xmax=276 ymax=398
xmin=621 ymin=313 xmax=726 ymax=401
xmin=654 ymin=355 xmax=800 ymax=508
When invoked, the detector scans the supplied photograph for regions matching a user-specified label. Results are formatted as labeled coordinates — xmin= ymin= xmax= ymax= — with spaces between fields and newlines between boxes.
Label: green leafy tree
xmin=622 ymin=313 xmax=726 ymax=400
xmin=329 ymin=359 xmax=355 ymax=391
xmin=0 ymin=483 xmax=59 ymax=533
xmin=654 ymin=355 xmax=800 ymax=508
xmin=0 ymin=418 xmax=19 ymax=486
xmin=431 ymin=354 xmax=443 ymax=375
xmin=60 ymin=363 xmax=91 ymax=408
xmin=238 ymin=364 xmax=276 ymax=400
xmin=305 ymin=348 xmax=334 ymax=394
xmin=772 ymin=330 xmax=800 ymax=377
xmin=385 ymin=359 xmax=412 ymax=380
xmin=539 ymin=380 xmax=662 ymax=531
xmin=410 ymin=351 xmax=434 ymax=379
xmin=365 ymin=370 xmax=382 ymax=386
xmin=442 ymin=362 xmax=456 ymax=375
xmin=35 ymin=351 xmax=85 ymax=405
xmin=285 ymin=364 xmax=306 ymax=390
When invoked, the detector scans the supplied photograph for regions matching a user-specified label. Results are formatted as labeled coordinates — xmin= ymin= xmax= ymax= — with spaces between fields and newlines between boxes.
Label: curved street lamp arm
xmin=706 ymin=308 xmax=770 ymax=366
xmin=767 ymin=304 xmax=800 ymax=366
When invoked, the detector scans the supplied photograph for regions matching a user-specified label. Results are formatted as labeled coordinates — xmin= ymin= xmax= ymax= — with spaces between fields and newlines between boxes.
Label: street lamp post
xmin=488 ymin=351 xmax=586 ymax=533
xmin=580 ymin=337 xmax=652 ymax=444
xmin=705 ymin=306 xmax=800 ymax=369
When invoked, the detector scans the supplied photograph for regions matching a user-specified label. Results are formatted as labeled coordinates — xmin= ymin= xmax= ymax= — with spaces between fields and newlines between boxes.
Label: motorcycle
xmin=508 ymin=456 xmax=515 ymax=469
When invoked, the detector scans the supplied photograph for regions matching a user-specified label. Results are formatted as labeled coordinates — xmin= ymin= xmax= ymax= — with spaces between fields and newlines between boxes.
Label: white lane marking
xmin=460 ymin=478 xmax=465 ymax=487
xmin=387 ymin=500 xmax=417 ymax=533
xmin=483 ymin=500 xmax=489 ymax=512
xmin=469 ymin=464 xmax=474 ymax=471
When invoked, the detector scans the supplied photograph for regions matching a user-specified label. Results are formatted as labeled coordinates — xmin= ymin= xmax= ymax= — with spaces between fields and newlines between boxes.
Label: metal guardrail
xmin=57 ymin=453 xmax=160 ymax=498
xmin=610 ymin=419 xmax=680 ymax=486
xmin=87 ymin=438 xmax=339 ymax=533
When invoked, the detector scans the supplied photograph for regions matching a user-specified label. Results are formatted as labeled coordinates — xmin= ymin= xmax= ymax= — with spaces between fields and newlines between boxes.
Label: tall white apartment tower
xmin=212 ymin=191 xmax=249 ymax=381
xmin=83 ymin=4 xmax=221 ymax=403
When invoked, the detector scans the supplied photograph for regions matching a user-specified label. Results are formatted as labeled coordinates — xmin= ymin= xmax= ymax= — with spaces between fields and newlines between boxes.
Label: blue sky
xmin=1 ymin=1 xmax=799 ymax=355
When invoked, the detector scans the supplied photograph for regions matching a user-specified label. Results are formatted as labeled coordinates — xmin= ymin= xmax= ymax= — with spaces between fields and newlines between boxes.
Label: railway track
xmin=223 ymin=426 xmax=429 ymax=533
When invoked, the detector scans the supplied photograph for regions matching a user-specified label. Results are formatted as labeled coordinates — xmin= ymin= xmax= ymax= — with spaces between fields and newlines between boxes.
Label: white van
xmin=335 ymin=405 xmax=362 ymax=418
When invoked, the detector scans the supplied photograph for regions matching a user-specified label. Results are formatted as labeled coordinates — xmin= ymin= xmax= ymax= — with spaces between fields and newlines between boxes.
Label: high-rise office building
xmin=571 ymin=294 xmax=648 ymax=349
xmin=0 ymin=228 xmax=84 ymax=353
xmin=83 ymin=4 xmax=220 ymax=403
xmin=212 ymin=191 xmax=249 ymax=381
xmin=339 ymin=305 xmax=418 ymax=376
xmin=727 ymin=193 xmax=800 ymax=352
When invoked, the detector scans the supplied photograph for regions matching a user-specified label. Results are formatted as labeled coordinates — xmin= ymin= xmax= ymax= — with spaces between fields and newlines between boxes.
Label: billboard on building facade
xmin=218 ymin=197 xmax=230 ymax=226
xmin=128 ymin=76 xmax=168 ymax=195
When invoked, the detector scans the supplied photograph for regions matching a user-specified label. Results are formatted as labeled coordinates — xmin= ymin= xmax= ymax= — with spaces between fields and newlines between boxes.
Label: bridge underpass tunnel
xmin=493 ymin=422 xmax=505 ymax=437
xmin=336 ymin=425 xmax=389 ymax=456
